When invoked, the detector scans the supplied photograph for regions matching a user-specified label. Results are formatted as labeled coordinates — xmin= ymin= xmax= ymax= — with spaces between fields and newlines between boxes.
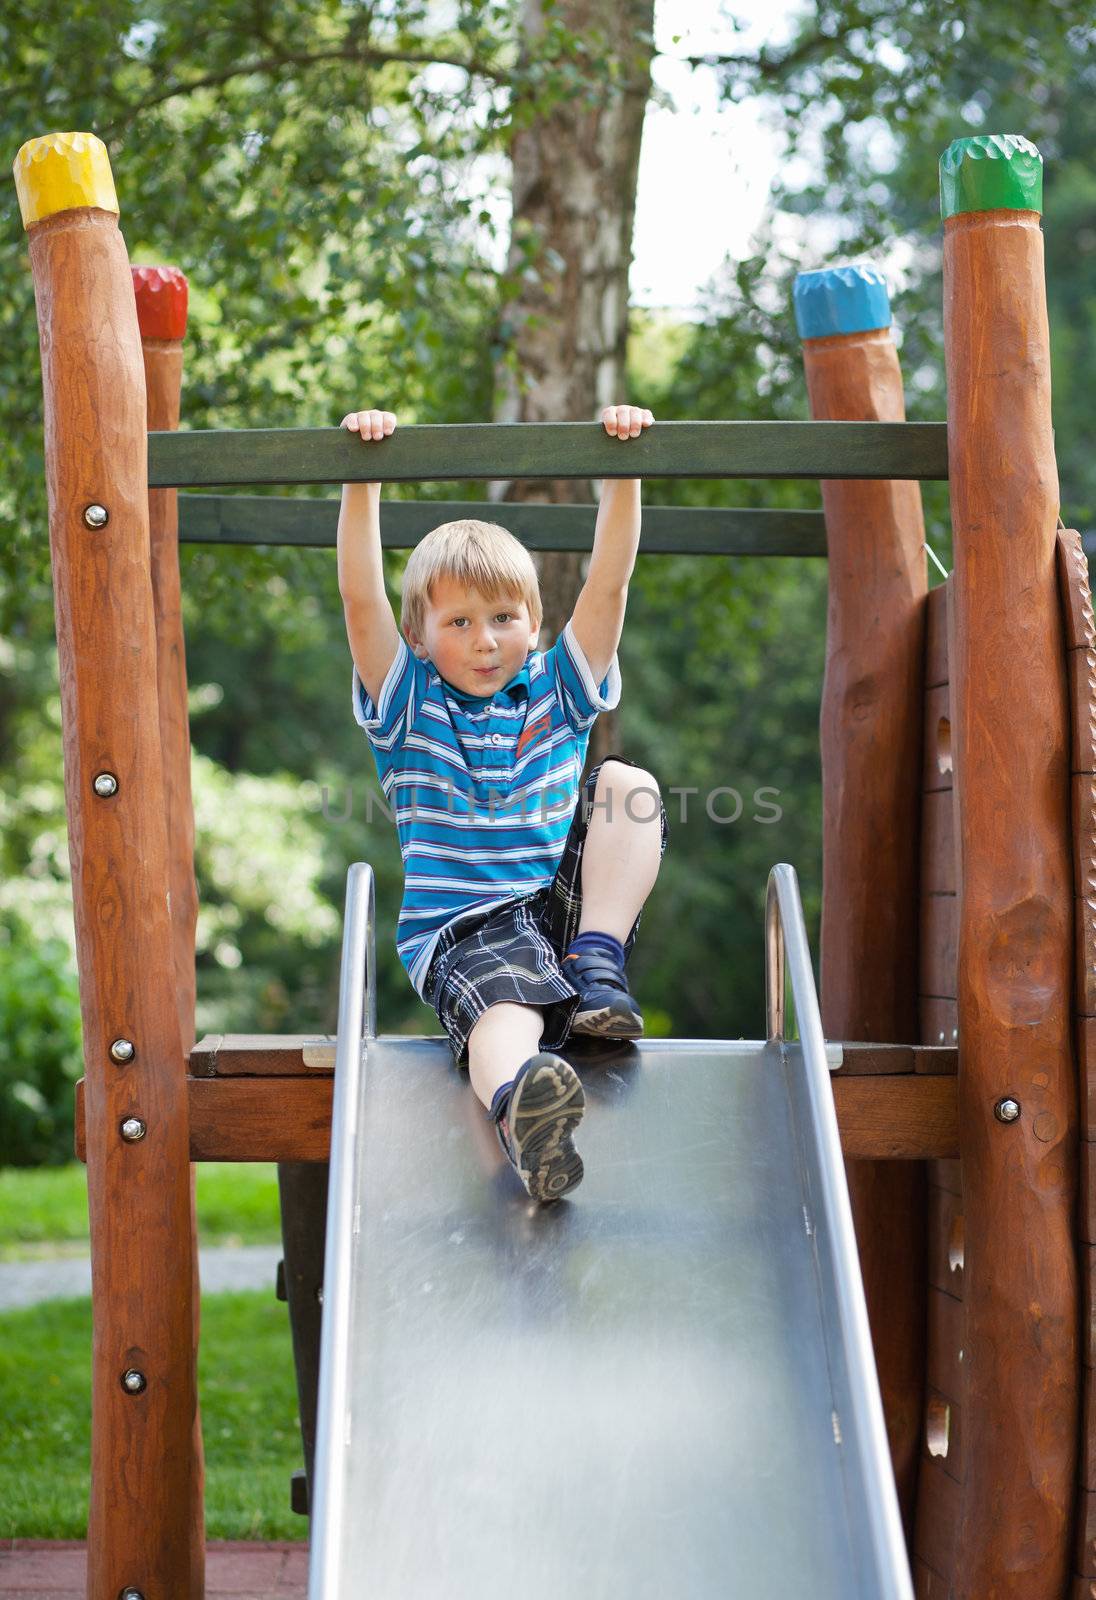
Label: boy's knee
xmin=592 ymin=760 xmax=662 ymax=823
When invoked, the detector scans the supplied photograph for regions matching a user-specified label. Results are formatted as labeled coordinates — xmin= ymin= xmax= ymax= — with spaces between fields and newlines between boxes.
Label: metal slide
xmin=308 ymin=863 xmax=914 ymax=1600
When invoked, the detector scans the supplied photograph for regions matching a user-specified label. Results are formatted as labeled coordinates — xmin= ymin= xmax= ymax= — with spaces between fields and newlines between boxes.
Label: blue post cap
xmin=793 ymin=263 xmax=891 ymax=341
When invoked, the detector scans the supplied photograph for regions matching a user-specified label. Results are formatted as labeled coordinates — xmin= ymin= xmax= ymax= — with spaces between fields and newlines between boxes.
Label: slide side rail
xmin=765 ymin=863 xmax=913 ymax=1600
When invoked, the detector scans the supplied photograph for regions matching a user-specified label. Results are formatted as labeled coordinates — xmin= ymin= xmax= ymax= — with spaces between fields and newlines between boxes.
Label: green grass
xmin=0 ymin=1289 xmax=307 ymax=1540
xmin=0 ymin=1161 xmax=282 ymax=1260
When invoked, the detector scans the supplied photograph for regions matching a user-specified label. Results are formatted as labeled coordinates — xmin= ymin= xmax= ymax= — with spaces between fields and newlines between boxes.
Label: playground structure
xmin=11 ymin=124 xmax=1091 ymax=1597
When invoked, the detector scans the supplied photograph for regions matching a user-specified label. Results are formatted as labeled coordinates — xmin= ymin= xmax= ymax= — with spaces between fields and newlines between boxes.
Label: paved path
xmin=0 ymin=1245 xmax=283 ymax=1312
xmin=0 ymin=1539 xmax=307 ymax=1598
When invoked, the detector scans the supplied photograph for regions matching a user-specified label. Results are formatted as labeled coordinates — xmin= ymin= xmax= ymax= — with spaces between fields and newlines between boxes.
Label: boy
xmin=337 ymin=404 xmax=667 ymax=1203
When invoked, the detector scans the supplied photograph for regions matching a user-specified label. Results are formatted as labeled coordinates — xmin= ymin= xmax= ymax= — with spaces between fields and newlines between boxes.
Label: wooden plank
xmin=191 ymin=1034 xmax=954 ymax=1080
xmin=914 ymin=1046 xmax=959 ymax=1076
xmin=833 ymin=1075 xmax=956 ymax=1158
xmin=922 ymin=792 xmax=957 ymax=895
xmin=923 ymin=684 xmax=953 ymax=793
xmin=927 ymin=1284 xmax=963 ymax=1401
xmin=148 ymin=419 xmax=951 ymax=489
xmin=927 ymin=1184 xmax=964 ymax=1295
xmin=190 ymin=1033 xmax=335 ymax=1077
xmin=177 ymin=495 xmax=831 ymax=558
xmin=1071 ymin=651 xmax=1096 ymax=773
xmin=925 ymin=579 xmax=951 ymax=689
xmin=914 ymin=1454 xmax=960 ymax=1585
xmin=921 ymin=997 xmax=958 ymax=1046
xmin=920 ymin=894 xmax=958 ymax=1001
xmin=1058 ymin=528 xmax=1096 ymax=653
xmin=75 ymin=1071 xmax=959 ymax=1163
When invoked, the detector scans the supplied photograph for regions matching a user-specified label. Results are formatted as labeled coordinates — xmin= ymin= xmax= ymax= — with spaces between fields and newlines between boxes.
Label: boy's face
xmin=405 ymin=575 xmax=539 ymax=697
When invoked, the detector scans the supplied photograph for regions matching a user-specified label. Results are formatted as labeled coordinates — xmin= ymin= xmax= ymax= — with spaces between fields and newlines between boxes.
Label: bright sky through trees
xmin=632 ymin=0 xmax=792 ymax=310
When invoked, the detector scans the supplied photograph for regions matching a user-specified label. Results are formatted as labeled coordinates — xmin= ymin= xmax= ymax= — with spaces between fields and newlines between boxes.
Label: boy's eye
xmin=494 ymin=612 xmax=513 ymax=623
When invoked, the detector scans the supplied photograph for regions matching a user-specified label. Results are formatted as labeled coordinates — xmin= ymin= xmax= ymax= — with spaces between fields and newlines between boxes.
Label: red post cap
xmin=131 ymin=264 xmax=188 ymax=340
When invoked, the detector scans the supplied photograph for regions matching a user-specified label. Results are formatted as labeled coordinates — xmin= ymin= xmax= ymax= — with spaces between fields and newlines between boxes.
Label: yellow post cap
xmin=13 ymin=131 xmax=118 ymax=229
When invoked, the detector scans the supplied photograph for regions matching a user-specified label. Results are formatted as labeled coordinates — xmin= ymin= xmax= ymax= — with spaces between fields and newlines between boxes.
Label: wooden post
xmin=941 ymin=133 xmax=1077 ymax=1599
xmin=14 ymin=133 xmax=201 ymax=1599
xmin=132 ymin=264 xmax=197 ymax=1052
xmin=133 ymin=262 xmax=205 ymax=1595
xmin=795 ymin=264 xmax=928 ymax=1536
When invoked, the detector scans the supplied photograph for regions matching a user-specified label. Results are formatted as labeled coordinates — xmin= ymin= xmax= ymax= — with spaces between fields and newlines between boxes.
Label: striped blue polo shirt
xmin=352 ymin=619 xmax=621 ymax=995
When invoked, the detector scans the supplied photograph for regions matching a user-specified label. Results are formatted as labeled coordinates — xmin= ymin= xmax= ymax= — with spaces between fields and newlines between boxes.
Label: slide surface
xmin=309 ymin=1035 xmax=910 ymax=1599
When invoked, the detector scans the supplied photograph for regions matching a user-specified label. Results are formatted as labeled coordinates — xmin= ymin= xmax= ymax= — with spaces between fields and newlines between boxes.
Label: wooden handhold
xmin=1079 ymin=1018 xmax=1096 ymax=1142
xmin=1070 ymin=652 xmax=1096 ymax=774
xmin=1058 ymin=527 xmax=1096 ymax=654
xmin=923 ymin=683 xmax=952 ymax=793
xmin=927 ymin=1184 xmax=964 ymax=1295
xmin=1077 ymin=898 xmax=1096 ymax=1017
xmin=924 ymin=1385 xmax=964 ymax=1484
xmin=1074 ymin=774 xmax=1096 ymax=900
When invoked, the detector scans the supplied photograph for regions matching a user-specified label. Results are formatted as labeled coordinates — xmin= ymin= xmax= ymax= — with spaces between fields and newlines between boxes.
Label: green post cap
xmin=939 ymin=134 xmax=1042 ymax=220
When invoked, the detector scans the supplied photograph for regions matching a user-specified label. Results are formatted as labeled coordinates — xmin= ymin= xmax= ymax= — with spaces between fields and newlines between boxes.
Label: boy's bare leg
xmin=467 ymin=1001 xmax=545 ymax=1113
xmin=577 ymin=760 xmax=663 ymax=940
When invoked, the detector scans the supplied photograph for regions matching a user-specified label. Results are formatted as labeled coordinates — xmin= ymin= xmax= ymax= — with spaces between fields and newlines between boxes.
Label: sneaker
xmin=563 ymin=948 xmax=644 ymax=1039
xmin=495 ymin=1052 xmax=586 ymax=1202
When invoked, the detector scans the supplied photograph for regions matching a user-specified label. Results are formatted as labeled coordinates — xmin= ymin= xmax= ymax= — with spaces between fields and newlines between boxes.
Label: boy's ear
xmin=403 ymin=621 xmax=428 ymax=660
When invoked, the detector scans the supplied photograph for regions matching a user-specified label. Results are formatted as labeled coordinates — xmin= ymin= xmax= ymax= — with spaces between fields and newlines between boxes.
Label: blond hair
xmin=401 ymin=519 xmax=542 ymax=637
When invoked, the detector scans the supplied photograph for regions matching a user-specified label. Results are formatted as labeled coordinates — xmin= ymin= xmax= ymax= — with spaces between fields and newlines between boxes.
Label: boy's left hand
xmin=601 ymin=404 xmax=654 ymax=439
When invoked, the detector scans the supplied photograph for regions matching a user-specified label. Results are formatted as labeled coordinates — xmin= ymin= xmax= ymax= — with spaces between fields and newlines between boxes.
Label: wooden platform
xmin=0 ymin=1541 xmax=307 ymax=1598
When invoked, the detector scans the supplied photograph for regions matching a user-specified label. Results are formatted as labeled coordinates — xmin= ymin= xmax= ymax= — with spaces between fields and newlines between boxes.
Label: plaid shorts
xmin=422 ymin=756 xmax=669 ymax=1064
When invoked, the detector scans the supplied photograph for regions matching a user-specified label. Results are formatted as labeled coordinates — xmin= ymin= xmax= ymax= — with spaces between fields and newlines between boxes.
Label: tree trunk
xmin=497 ymin=0 xmax=654 ymax=760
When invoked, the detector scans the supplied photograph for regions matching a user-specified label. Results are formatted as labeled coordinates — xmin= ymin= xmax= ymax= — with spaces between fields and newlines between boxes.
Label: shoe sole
xmin=508 ymin=1053 xmax=586 ymax=1203
xmin=571 ymin=998 xmax=644 ymax=1039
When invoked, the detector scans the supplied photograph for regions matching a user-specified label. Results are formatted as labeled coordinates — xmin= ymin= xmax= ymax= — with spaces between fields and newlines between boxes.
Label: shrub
xmin=0 ymin=910 xmax=83 ymax=1167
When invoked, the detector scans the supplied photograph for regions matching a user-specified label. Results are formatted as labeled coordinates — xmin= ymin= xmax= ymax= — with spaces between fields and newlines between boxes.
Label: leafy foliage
xmin=3 ymin=3 xmax=1096 ymax=1160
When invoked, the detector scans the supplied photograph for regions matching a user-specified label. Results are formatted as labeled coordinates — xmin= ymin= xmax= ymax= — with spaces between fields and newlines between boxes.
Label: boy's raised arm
xmin=568 ymin=405 xmax=653 ymax=686
xmin=337 ymin=409 xmax=402 ymax=707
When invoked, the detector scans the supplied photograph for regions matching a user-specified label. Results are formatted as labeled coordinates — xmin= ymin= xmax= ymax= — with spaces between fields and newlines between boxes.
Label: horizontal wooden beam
xmin=150 ymin=420 xmax=949 ymax=488
xmin=75 ymin=1064 xmax=957 ymax=1162
xmin=177 ymin=495 xmax=830 ymax=556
